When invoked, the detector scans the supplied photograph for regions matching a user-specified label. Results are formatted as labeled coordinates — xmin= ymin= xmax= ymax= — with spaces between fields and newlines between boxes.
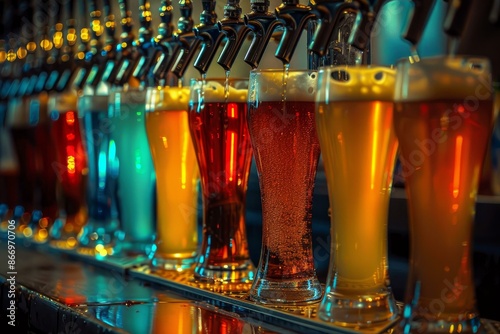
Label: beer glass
xmin=145 ymin=86 xmax=199 ymax=270
xmin=247 ymin=69 xmax=322 ymax=304
xmin=108 ymin=87 xmax=155 ymax=255
xmin=7 ymin=94 xmax=58 ymax=241
xmin=48 ymin=91 xmax=88 ymax=249
xmin=394 ymin=56 xmax=493 ymax=333
xmin=316 ymin=66 xmax=399 ymax=324
xmin=189 ymin=78 xmax=254 ymax=284
xmin=77 ymin=89 xmax=119 ymax=256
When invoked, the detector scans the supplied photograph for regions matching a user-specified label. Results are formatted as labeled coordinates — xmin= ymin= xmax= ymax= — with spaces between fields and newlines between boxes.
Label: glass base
xmin=151 ymin=254 xmax=197 ymax=272
xmin=76 ymin=219 xmax=118 ymax=257
xmin=194 ymin=259 xmax=255 ymax=284
xmin=396 ymin=314 xmax=482 ymax=333
xmin=319 ymin=289 xmax=398 ymax=326
xmin=249 ymin=277 xmax=323 ymax=305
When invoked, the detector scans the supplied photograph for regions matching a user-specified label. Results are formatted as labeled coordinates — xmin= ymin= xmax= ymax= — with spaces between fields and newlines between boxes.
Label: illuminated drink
xmin=189 ymin=78 xmax=254 ymax=285
xmin=394 ymin=57 xmax=494 ymax=333
xmin=7 ymin=94 xmax=59 ymax=240
xmin=108 ymin=87 xmax=155 ymax=255
xmin=145 ymin=86 xmax=199 ymax=270
xmin=247 ymin=69 xmax=322 ymax=304
xmin=316 ymin=66 xmax=398 ymax=324
xmin=77 ymin=90 xmax=119 ymax=255
xmin=48 ymin=91 xmax=88 ymax=249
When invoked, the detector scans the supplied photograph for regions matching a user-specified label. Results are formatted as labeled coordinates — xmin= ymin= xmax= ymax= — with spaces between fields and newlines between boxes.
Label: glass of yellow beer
xmin=316 ymin=66 xmax=399 ymax=325
xmin=145 ymin=86 xmax=199 ymax=270
xmin=394 ymin=56 xmax=494 ymax=333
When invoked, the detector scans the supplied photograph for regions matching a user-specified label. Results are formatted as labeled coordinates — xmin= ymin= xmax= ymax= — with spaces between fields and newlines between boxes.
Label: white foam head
xmin=190 ymin=79 xmax=248 ymax=104
xmin=317 ymin=66 xmax=395 ymax=102
xmin=249 ymin=70 xmax=317 ymax=103
xmin=145 ymin=86 xmax=190 ymax=112
xmin=394 ymin=56 xmax=492 ymax=102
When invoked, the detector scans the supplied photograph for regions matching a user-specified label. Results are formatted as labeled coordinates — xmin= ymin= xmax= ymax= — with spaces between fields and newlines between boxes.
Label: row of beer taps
xmin=1 ymin=0 xmax=499 ymax=100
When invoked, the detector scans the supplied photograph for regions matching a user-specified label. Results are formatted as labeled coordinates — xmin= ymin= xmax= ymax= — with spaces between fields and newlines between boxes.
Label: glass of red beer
xmin=394 ymin=56 xmax=494 ymax=333
xmin=247 ymin=69 xmax=322 ymax=304
xmin=188 ymin=78 xmax=254 ymax=287
xmin=48 ymin=90 xmax=88 ymax=249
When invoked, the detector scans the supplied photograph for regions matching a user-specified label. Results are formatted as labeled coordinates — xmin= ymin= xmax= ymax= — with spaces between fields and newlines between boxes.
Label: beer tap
xmin=308 ymin=0 xmax=361 ymax=67
xmin=170 ymin=0 xmax=201 ymax=79
xmin=54 ymin=0 xmax=79 ymax=92
xmin=99 ymin=0 xmax=119 ymax=84
xmin=274 ymin=0 xmax=316 ymax=65
xmin=44 ymin=0 xmax=64 ymax=92
xmin=243 ymin=0 xmax=282 ymax=69
xmin=131 ymin=0 xmax=157 ymax=84
xmin=72 ymin=0 xmax=93 ymax=90
xmin=492 ymin=0 xmax=500 ymax=25
xmin=443 ymin=0 xmax=473 ymax=38
xmin=7 ymin=7 xmax=28 ymax=99
xmin=348 ymin=0 xmax=388 ymax=57
xmin=17 ymin=0 xmax=36 ymax=97
xmin=192 ymin=0 xmax=221 ymax=74
xmin=403 ymin=0 xmax=437 ymax=49
xmin=113 ymin=0 xmax=143 ymax=86
xmin=216 ymin=0 xmax=252 ymax=71
xmin=151 ymin=0 xmax=176 ymax=85
xmin=84 ymin=0 xmax=106 ymax=88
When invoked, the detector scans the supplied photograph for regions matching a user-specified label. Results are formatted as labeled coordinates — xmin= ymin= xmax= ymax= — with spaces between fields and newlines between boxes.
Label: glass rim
xmin=317 ymin=65 xmax=394 ymax=71
xmin=189 ymin=77 xmax=248 ymax=83
xmin=249 ymin=68 xmax=317 ymax=74
xmin=395 ymin=54 xmax=491 ymax=66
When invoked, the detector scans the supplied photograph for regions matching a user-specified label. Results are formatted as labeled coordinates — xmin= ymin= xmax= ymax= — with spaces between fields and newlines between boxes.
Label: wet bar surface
xmin=1 ymin=242 xmax=500 ymax=333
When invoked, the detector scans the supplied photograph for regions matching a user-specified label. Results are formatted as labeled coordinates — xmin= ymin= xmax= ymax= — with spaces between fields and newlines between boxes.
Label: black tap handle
xmin=216 ymin=0 xmax=253 ymax=71
xmin=157 ymin=0 xmax=175 ymax=40
xmin=403 ymin=0 xmax=437 ymax=46
xmin=275 ymin=1 xmax=316 ymax=64
xmin=243 ymin=0 xmax=282 ymax=68
xmin=152 ymin=0 xmax=177 ymax=83
xmin=170 ymin=0 xmax=199 ymax=78
xmin=443 ymin=0 xmax=473 ymax=37
xmin=177 ymin=0 xmax=195 ymax=33
xmin=119 ymin=0 xmax=135 ymax=44
xmin=491 ymin=0 xmax=500 ymax=25
xmin=193 ymin=0 xmax=221 ymax=74
xmin=309 ymin=0 xmax=359 ymax=56
xmin=348 ymin=0 xmax=383 ymax=51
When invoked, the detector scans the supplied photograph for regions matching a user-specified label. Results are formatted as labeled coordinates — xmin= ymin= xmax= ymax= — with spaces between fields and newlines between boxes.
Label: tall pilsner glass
xmin=48 ymin=90 xmax=88 ymax=249
xmin=77 ymin=87 xmax=119 ymax=255
xmin=247 ymin=69 xmax=322 ymax=304
xmin=394 ymin=57 xmax=493 ymax=333
xmin=145 ymin=86 xmax=199 ymax=270
xmin=316 ymin=66 xmax=399 ymax=325
xmin=189 ymin=78 xmax=254 ymax=285
xmin=108 ymin=87 xmax=155 ymax=255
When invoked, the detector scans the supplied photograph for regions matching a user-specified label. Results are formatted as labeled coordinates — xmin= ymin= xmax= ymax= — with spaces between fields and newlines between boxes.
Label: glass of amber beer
xmin=145 ymin=86 xmax=199 ymax=270
xmin=108 ymin=87 xmax=155 ymax=256
xmin=247 ymin=69 xmax=322 ymax=304
xmin=188 ymin=78 xmax=254 ymax=286
xmin=394 ymin=56 xmax=493 ymax=333
xmin=316 ymin=66 xmax=399 ymax=325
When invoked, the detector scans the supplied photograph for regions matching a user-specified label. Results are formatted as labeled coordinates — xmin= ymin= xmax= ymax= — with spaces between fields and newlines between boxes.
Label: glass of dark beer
xmin=394 ymin=56 xmax=494 ymax=333
xmin=315 ymin=66 xmax=399 ymax=325
xmin=188 ymin=78 xmax=254 ymax=287
xmin=247 ymin=69 xmax=322 ymax=304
